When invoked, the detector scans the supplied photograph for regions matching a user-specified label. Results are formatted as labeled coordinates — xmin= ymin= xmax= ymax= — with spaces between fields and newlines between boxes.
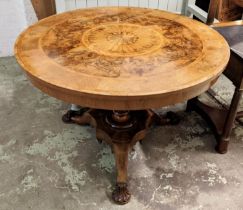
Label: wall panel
xmin=56 ymin=0 xmax=184 ymax=13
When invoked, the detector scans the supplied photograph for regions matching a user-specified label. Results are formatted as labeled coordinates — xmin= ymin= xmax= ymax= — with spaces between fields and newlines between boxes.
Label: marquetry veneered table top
xmin=15 ymin=7 xmax=230 ymax=110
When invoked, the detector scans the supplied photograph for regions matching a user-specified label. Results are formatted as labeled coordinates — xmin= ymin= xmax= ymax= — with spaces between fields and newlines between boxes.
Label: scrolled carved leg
xmin=62 ymin=110 xmax=76 ymax=123
xmin=62 ymin=108 xmax=180 ymax=204
xmin=112 ymin=144 xmax=131 ymax=204
xmin=62 ymin=107 xmax=89 ymax=123
xmin=151 ymin=110 xmax=180 ymax=126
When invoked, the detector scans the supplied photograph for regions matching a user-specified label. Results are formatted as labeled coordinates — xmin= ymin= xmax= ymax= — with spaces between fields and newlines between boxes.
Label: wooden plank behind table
xmin=31 ymin=0 xmax=56 ymax=19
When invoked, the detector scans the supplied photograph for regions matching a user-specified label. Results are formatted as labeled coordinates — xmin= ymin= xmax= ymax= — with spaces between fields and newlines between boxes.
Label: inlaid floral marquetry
xmin=82 ymin=23 xmax=163 ymax=57
xmin=39 ymin=11 xmax=204 ymax=78
xmin=15 ymin=7 xmax=230 ymax=110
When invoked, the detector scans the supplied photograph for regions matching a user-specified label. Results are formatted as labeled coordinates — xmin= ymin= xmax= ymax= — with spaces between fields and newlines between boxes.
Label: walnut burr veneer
xmin=15 ymin=7 xmax=230 ymax=204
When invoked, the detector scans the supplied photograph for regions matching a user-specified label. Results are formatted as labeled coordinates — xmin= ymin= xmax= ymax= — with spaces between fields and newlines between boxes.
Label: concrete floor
xmin=0 ymin=56 xmax=243 ymax=210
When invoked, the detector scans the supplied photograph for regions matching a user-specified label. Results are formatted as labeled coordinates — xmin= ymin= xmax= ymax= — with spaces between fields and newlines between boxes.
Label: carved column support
xmin=62 ymin=108 xmax=180 ymax=204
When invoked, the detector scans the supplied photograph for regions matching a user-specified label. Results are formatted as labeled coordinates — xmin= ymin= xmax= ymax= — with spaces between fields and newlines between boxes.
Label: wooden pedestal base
xmin=62 ymin=109 xmax=179 ymax=204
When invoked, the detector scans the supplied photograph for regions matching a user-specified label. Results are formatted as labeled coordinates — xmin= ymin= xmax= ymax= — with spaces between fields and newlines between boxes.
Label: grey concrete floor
xmin=0 ymin=56 xmax=243 ymax=210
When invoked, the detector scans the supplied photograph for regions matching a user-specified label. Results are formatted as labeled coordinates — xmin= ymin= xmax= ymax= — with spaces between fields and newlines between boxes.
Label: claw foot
xmin=112 ymin=182 xmax=131 ymax=205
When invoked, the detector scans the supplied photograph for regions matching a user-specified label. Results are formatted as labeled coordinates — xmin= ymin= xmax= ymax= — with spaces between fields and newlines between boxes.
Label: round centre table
xmin=15 ymin=7 xmax=230 ymax=204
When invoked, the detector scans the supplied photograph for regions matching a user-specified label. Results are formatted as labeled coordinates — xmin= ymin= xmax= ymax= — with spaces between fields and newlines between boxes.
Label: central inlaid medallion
xmin=82 ymin=23 xmax=164 ymax=57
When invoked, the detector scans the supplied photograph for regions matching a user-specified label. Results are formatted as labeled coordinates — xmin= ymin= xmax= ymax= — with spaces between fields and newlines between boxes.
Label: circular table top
xmin=15 ymin=7 xmax=230 ymax=110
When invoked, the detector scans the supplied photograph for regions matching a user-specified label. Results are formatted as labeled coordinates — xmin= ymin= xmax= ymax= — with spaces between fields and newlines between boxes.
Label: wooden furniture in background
xmin=210 ymin=21 xmax=243 ymax=150
xmin=31 ymin=0 xmax=56 ymax=20
xmin=184 ymin=0 xmax=243 ymax=24
xmin=233 ymin=0 xmax=243 ymax=7
xmin=217 ymin=0 xmax=243 ymax=20
xmin=207 ymin=0 xmax=220 ymax=24
xmin=15 ymin=7 xmax=229 ymax=204
xmin=188 ymin=21 xmax=243 ymax=154
xmin=187 ymin=0 xmax=243 ymax=154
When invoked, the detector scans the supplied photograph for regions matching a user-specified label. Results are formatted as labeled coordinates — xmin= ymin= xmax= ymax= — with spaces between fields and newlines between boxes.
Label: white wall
xmin=56 ymin=0 xmax=185 ymax=13
xmin=0 ymin=0 xmax=37 ymax=57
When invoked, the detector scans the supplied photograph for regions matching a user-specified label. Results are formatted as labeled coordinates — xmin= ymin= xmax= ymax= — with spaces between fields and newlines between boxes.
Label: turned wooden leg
xmin=112 ymin=143 xmax=131 ymax=205
xmin=216 ymin=89 xmax=243 ymax=154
